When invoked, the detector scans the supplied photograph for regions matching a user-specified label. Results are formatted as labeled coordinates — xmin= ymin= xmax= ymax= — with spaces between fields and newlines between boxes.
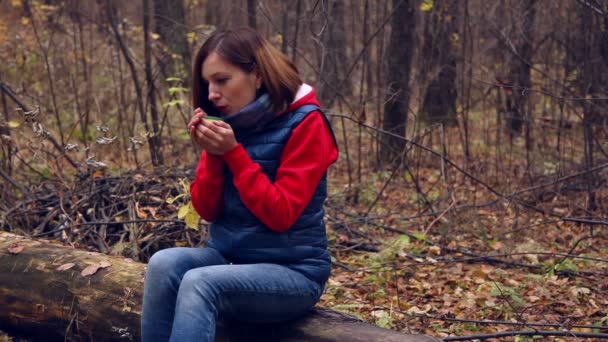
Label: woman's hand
xmin=188 ymin=108 xmax=237 ymax=155
xmin=187 ymin=108 xmax=205 ymax=130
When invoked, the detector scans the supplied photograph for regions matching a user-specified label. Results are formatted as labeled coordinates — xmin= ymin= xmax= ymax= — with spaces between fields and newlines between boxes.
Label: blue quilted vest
xmin=207 ymin=105 xmax=335 ymax=287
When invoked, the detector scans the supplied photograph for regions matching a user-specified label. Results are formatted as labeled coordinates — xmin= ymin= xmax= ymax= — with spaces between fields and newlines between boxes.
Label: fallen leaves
xmin=56 ymin=262 xmax=75 ymax=271
xmin=81 ymin=261 xmax=112 ymax=276
xmin=8 ymin=244 xmax=24 ymax=254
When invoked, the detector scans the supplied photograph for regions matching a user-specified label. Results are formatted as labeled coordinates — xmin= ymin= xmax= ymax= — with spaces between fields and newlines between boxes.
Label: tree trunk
xmin=280 ymin=2 xmax=289 ymax=54
xmin=419 ymin=0 xmax=458 ymax=126
xmin=152 ymin=0 xmax=192 ymax=85
xmin=247 ymin=0 xmax=257 ymax=29
xmin=318 ymin=0 xmax=348 ymax=108
xmin=0 ymin=72 xmax=12 ymax=176
xmin=379 ymin=0 xmax=415 ymax=166
xmin=106 ymin=0 xmax=161 ymax=167
xmin=0 ymin=232 xmax=441 ymax=342
xmin=0 ymin=232 xmax=145 ymax=341
xmin=291 ymin=0 xmax=303 ymax=63
xmin=205 ymin=0 xmax=223 ymax=27
xmin=506 ymin=0 xmax=536 ymax=136
xmin=576 ymin=3 xmax=606 ymax=212
xmin=144 ymin=0 xmax=164 ymax=166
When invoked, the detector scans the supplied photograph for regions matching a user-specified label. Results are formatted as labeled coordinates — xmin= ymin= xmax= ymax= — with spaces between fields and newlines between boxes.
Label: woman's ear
xmin=255 ymin=69 xmax=263 ymax=90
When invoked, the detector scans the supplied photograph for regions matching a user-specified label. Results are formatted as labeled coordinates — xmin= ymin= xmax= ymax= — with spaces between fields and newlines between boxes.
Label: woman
xmin=141 ymin=27 xmax=338 ymax=341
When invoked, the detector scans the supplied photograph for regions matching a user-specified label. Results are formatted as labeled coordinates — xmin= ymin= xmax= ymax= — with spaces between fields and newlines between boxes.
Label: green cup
xmin=204 ymin=116 xmax=223 ymax=121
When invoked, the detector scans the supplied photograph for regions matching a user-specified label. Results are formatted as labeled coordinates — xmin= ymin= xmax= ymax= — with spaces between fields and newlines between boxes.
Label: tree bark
xmin=144 ymin=0 xmax=164 ymax=166
xmin=106 ymin=0 xmax=162 ymax=167
xmin=379 ymin=0 xmax=415 ymax=166
xmin=0 ymin=232 xmax=441 ymax=342
xmin=319 ymin=0 xmax=348 ymax=108
xmin=152 ymin=0 xmax=192 ymax=85
xmin=575 ymin=3 xmax=606 ymax=212
xmin=291 ymin=0 xmax=303 ymax=63
xmin=247 ymin=0 xmax=257 ymax=29
xmin=0 ymin=71 xmax=12 ymax=176
xmin=205 ymin=0 xmax=223 ymax=27
xmin=419 ymin=0 xmax=458 ymax=126
xmin=0 ymin=232 xmax=144 ymax=341
xmin=506 ymin=0 xmax=536 ymax=136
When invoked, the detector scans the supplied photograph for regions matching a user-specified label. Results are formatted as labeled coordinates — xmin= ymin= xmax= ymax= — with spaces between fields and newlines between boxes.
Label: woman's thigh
xmin=146 ymin=247 xmax=228 ymax=283
xmin=179 ymin=263 xmax=322 ymax=323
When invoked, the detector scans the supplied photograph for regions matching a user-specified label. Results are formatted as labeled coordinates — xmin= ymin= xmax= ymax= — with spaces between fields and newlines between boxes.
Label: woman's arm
xmin=190 ymin=151 xmax=225 ymax=222
xmin=222 ymin=111 xmax=338 ymax=232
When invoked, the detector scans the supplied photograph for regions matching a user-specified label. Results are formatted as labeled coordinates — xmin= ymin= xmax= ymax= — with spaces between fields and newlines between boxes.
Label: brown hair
xmin=192 ymin=27 xmax=302 ymax=115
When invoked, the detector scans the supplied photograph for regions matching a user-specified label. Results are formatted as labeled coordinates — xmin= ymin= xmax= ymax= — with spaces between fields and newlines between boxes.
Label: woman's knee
xmin=147 ymin=248 xmax=183 ymax=275
xmin=181 ymin=268 xmax=210 ymax=290
xmin=178 ymin=268 xmax=220 ymax=304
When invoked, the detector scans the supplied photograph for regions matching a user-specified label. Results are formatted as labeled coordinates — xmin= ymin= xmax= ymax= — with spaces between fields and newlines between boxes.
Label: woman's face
xmin=202 ymin=52 xmax=261 ymax=115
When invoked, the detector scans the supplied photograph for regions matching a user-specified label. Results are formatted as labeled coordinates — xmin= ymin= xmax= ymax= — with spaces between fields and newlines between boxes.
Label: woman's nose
xmin=208 ymin=86 xmax=220 ymax=101
xmin=208 ymin=92 xmax=220 ymax=102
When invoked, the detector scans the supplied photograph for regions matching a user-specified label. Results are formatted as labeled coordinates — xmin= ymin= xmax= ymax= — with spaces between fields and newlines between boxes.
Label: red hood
xmin=280 ymin=84 xmax=321 ymax=115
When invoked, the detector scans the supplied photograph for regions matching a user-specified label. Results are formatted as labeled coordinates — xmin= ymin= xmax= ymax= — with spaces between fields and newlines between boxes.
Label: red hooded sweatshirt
xmin=190 ymin=84 xmax=338 ymax=232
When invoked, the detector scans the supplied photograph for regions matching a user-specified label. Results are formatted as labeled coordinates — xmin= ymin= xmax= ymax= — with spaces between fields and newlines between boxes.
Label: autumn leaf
xmin=184 ymin=210 xmax=200 ymax=230
xmin=420 ymin=0 xmax=434 ymax=12
xmin=186 ymin=32 xmax=197 ymax=45
xmin=7 ymin=120 xmax=21 ymax=129
xmin=166 ymin=193 xmax=185 ymax=204
xmin=177 ymin=201 xmax=200 ymax=229
xmin=8 ymin=244 xmax=24 ymax=254
xmin=177 ymin=203 xmax=190 ymax=219
xmin=81 ymin=260 xmax=112 ymax=276
xmin=99 ymin=261 xmax=112 ymax=268
xmin=56 ymin=262 xmax=76 ymax=271
xmin=81 ymin=264 xmax=101 ymax=276
xmin=135 ymin=202 xmax=147 ymax=219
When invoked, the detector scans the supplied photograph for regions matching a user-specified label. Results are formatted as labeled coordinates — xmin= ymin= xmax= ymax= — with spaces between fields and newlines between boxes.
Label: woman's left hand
xmin=192 ymin=119 xmax=238 ymax=155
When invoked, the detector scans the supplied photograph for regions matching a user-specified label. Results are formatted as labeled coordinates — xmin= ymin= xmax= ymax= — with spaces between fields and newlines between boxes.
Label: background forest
xmin=1 ymin=0 xmax=607 ymax=340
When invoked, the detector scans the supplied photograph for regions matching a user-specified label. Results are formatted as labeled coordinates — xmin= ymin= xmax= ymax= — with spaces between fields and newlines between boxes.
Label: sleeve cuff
xmin=222 ymin=144 xmax=252 ymax=177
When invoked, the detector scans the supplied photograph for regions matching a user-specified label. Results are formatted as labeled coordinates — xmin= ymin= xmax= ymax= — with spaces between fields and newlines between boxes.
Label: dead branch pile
xmin=1 ymin=167 xmax=207 ymax=262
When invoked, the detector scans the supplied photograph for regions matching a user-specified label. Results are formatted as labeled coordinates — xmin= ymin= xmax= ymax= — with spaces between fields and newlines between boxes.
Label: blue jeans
xmin=140 ymin=247 xmax=323 ymax=342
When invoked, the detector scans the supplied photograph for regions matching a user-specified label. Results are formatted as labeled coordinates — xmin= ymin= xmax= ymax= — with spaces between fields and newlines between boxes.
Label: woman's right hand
xmin=188 ymin=108 xmax=225 ymax=155
xmin=188 ymin=108 xmax=205 ymax=133
xmin=189 ymin=108 xmax=213 ymax=151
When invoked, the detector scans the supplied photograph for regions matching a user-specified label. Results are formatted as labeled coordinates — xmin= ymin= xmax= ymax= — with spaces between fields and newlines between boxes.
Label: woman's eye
xmin=216 ymin=78 xmax=228 ymax=85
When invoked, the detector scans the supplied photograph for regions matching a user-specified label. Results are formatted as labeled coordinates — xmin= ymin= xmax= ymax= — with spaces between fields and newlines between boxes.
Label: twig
xmin=334 ymin=209 xmax=605 ymax=278
xmin=329 ymin=112 xmax=608 ymax=224
xmin=362 ymin=145 xmax=410 ymax=218
xmin=0 ymin=167 xmax=29 ymax=194
xmin=575 ymin=0 xmax=607 ymax=17
xmin=443 ymin=330 xmax=608 ymax=341
xmin=0 ymin=81 xmax=80 ymax=172
xmin=490 ymin=281 xmax=527 ymax=326
xmin=331 ymin=261 xmax=352 ymax=271
xmin=343 ymin=297 xmax=608 ymax=337
xmin=423 ymin=193 xmax=456 ymax=235
xmin=554 ymin=235 xmax=595 ymax=268
xmin=478 ymin=78 xmax=608 ymax=101
xmin=562 ymin=217 xmax=608 ymax=226
xmin=431 ymin=316 xmax=608 ymax=332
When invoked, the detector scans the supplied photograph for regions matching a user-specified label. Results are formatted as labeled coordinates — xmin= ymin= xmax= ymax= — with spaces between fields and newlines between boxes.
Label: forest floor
xmin=2 ymin=113 xmax=608 ymax=342
xmin=1 ymin=1 xmax=607 ymax=340
xmin=317 ymin=158 xmax=608 ymax=341
xmin=2 ymin=157 xmax=607 ymax=342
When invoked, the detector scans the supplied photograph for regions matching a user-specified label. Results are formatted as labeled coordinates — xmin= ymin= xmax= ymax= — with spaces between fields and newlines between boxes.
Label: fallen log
xmin=0 ymin=232 xmax=442 ymax=341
